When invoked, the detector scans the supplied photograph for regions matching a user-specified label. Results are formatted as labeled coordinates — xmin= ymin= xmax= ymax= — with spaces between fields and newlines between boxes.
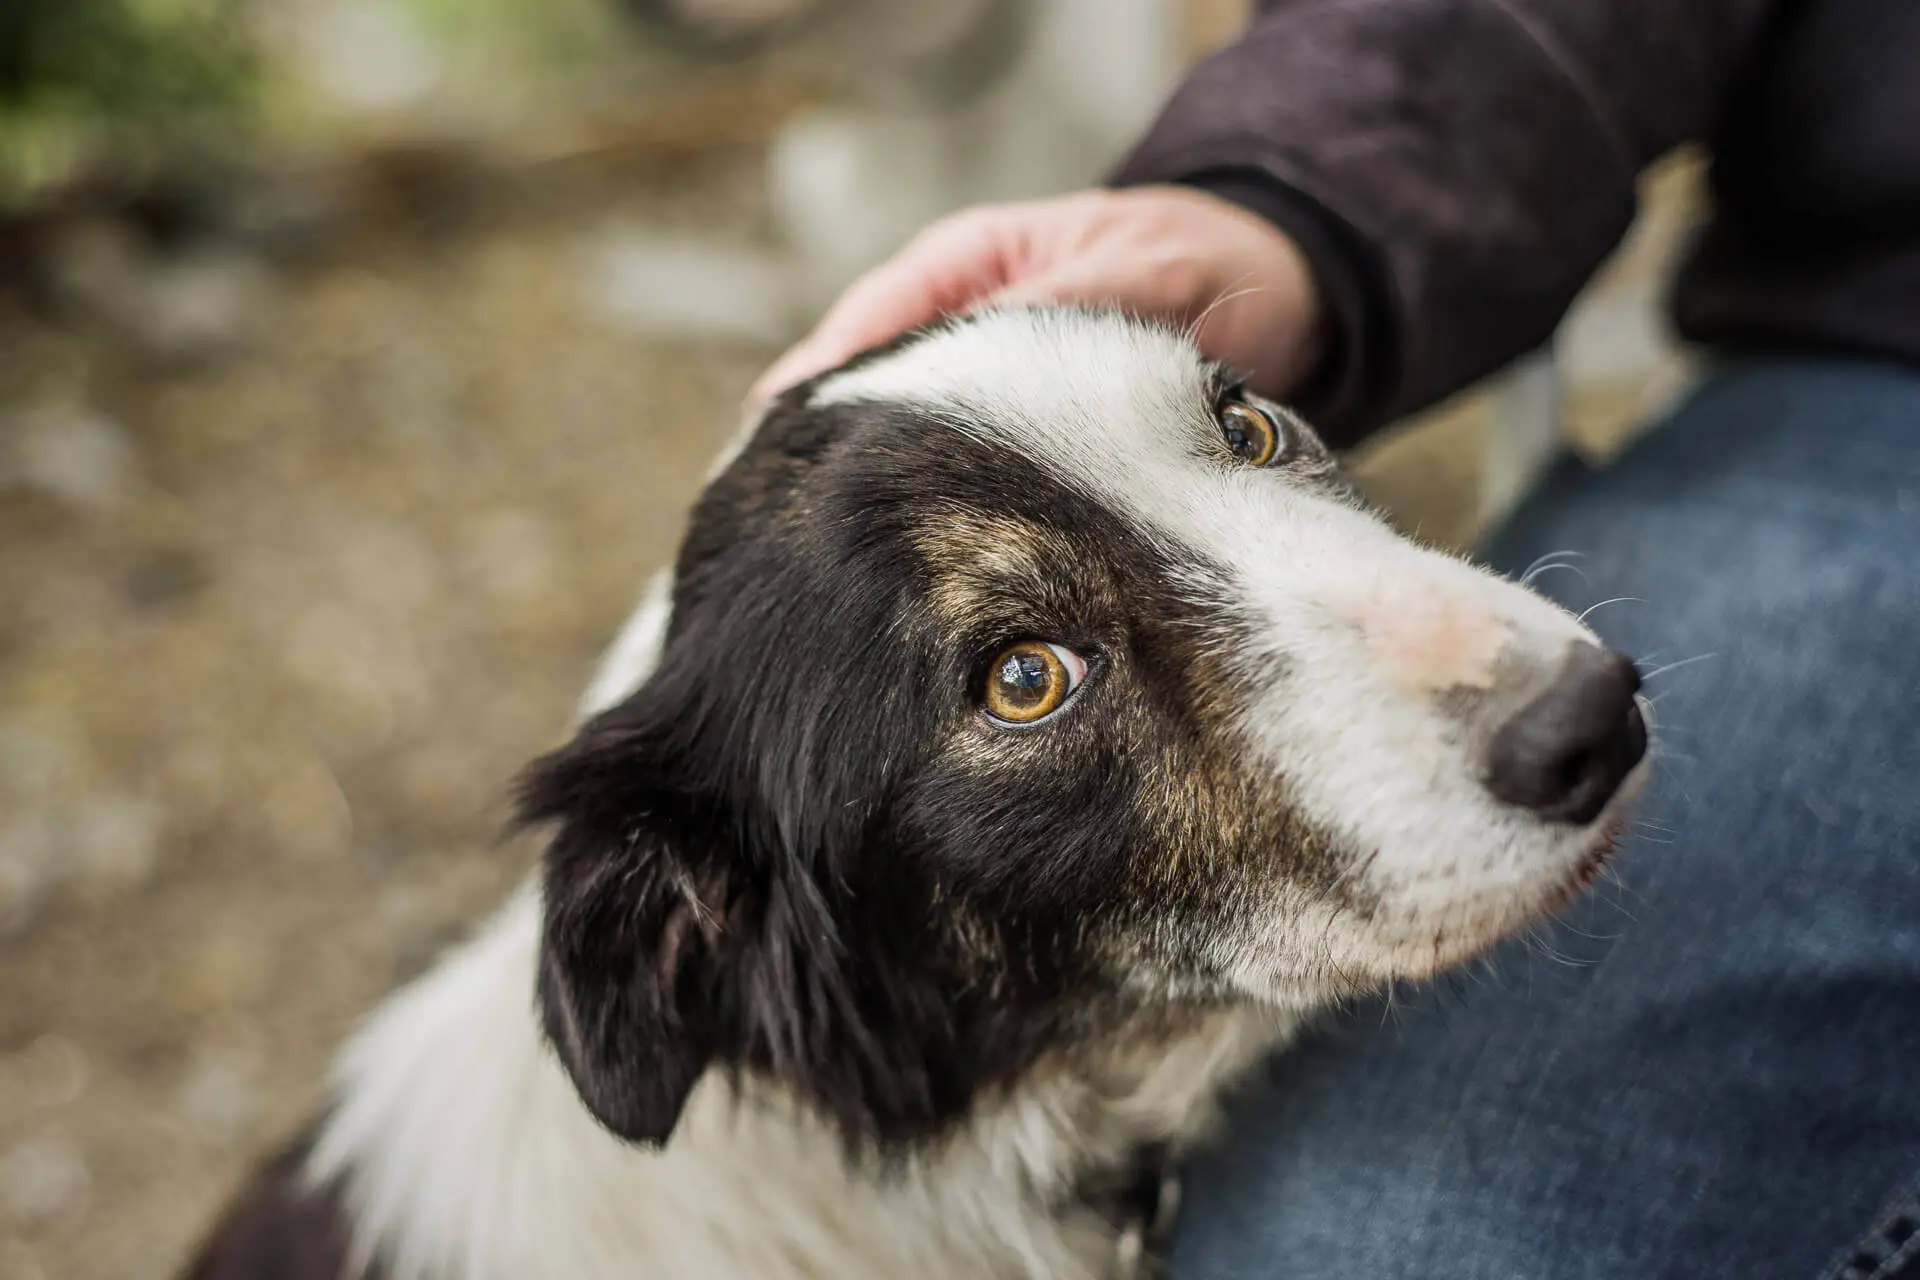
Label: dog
xmin=185 ymin=307 xmax=1649 ymax=1279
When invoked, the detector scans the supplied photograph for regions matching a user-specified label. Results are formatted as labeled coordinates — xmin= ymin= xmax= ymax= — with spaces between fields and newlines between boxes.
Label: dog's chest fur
xmin=291 ymin=888 xmax=1290 ymax=1279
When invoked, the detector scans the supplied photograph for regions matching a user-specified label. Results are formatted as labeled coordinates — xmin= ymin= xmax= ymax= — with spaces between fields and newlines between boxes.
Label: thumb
xmin=749 ymin=215 xmax=1020 ymax=407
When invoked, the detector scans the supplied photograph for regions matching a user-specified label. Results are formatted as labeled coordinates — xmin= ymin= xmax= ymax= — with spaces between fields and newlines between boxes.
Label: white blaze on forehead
xmin=811 ymin=308 xmax=1544 ymax=676
xmin=813 ymin=309 xmax=1392 ymax=578
xmin=815 ymin=309 xmax=1600 ymax=975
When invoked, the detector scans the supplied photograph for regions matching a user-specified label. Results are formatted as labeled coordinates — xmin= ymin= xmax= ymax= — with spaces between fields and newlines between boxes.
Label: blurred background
xmin=0 ymin=2 xmax=1698 ymax=1275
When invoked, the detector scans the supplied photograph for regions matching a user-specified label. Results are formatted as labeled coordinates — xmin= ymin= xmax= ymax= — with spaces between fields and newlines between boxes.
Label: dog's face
xmin=526 ymin=310 xmax=1647 ymax=1148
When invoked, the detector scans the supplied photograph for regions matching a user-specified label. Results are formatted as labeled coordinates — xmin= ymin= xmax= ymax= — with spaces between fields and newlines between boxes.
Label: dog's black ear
xmin=520 ymin=712 xmax=736 ymax=1145
xmin=519 ymin=688 xmax=987 ymax=1148
xmin=517 ymin=525 xmax=1001 ymax=1147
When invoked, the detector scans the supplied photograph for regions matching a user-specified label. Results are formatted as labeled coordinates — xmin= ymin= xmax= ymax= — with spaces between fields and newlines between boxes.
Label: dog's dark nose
xmin=1485 ymin=645 xmax=1647 ymax=824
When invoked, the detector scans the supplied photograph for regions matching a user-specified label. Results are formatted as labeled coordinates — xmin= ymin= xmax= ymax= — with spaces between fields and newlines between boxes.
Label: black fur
xmin=524 ymin=354 xmax=1345 ymax=1150
xmin=183 ymin=1131 xmax=369 ymax=1280
xmin=527 ymin=394 xmax=1098 ymax=1147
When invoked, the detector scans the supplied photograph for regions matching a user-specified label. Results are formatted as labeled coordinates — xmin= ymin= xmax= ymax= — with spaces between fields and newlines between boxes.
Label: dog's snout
xmin=1484 ymin=645 xmax=1646 ymax=824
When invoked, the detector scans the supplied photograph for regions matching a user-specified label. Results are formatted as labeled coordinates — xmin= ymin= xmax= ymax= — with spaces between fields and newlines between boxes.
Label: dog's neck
xmin=307 ymin=883 xmax=1293 ymax=1280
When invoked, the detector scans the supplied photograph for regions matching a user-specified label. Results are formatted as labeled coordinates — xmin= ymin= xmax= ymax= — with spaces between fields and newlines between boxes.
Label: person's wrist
xmin=1261 ymin=226 xmax=1330 ymax=396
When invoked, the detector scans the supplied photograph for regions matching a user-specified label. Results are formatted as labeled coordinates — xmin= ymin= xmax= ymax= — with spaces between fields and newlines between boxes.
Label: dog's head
xmin=523 ymin=309 xmax=1647 ymax=1148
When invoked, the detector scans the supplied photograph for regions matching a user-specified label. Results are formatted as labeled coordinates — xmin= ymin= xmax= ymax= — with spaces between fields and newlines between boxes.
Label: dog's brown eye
xmin=983 ymin=642 xmax=1087 ymax=725
xmin=1219 ymin=400 xmax=1281 ymax=466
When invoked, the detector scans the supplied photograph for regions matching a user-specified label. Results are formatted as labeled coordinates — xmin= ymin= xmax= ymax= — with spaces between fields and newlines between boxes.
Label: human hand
xmin=749 ymin=185 xmax=1326 ymax=406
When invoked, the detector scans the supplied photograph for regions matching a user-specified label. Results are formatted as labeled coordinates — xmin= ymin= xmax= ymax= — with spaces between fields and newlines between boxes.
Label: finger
xmin=748 ymin=336 xmax=842 ymax=410
xmin=982 ymin=267 xmax=1144 ymax=317
xmin=985 ymin=266 xmax=1309 ymax=384
xmin=750 ymin=214 xmax=1017 ymax=404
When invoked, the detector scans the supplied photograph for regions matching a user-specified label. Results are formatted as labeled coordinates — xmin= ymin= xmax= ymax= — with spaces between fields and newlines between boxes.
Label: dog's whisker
xmin=1553 ymin=918 xmax=1624 ymax=944
xmin=1184 ymin=276 xmax=1269 ymax=343
xmin=1519 ymin=561 xmax=1589 ymax=589
xmin=1377 ymin=979 xmax=1402 ymax=1030
xmin=1523 ymin=930 xmax=1596 ymax=970
xmin=1593 ymin=869 xmax=1630 ymax=912
xmin=1638 ymin=652 xmax=1718 ymax=682
xmin=1577 ymin=596 xmax=1644 ymax=624
xmin=1517 ymin=550 xmax=1585 ymax=586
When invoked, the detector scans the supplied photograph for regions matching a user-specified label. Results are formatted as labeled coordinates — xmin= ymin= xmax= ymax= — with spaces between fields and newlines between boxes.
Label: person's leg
xmin=1171 ymin=358 xmax=1920 ymax=1280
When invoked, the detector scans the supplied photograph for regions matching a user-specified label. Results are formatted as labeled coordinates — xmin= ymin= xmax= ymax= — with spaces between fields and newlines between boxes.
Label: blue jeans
xmin=1172 ymin=359 xmax=1920 ymax=1280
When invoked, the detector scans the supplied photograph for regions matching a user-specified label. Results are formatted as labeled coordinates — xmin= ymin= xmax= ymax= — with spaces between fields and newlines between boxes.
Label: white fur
xmin=311 ymin=889 xmax=1290 ymax=1279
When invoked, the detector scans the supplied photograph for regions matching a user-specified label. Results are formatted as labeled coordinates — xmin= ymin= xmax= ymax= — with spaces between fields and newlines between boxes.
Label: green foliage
xmin=0 ymin=0 xmax=254 ymax=195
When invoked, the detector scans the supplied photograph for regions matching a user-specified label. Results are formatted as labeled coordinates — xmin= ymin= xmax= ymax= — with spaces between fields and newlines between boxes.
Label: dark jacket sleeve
xmin=1111 ymin=0 xmax=1777 ymax=446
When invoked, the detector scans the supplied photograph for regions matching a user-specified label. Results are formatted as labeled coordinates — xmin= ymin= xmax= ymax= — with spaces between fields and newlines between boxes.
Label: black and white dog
xmin=189 ymin=308 xmax=1648 ymax=1279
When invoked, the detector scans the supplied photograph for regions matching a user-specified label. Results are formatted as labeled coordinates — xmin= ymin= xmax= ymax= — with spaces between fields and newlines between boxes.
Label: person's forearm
xmin=1113 ymin=0 xmax=1774 ymax=446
